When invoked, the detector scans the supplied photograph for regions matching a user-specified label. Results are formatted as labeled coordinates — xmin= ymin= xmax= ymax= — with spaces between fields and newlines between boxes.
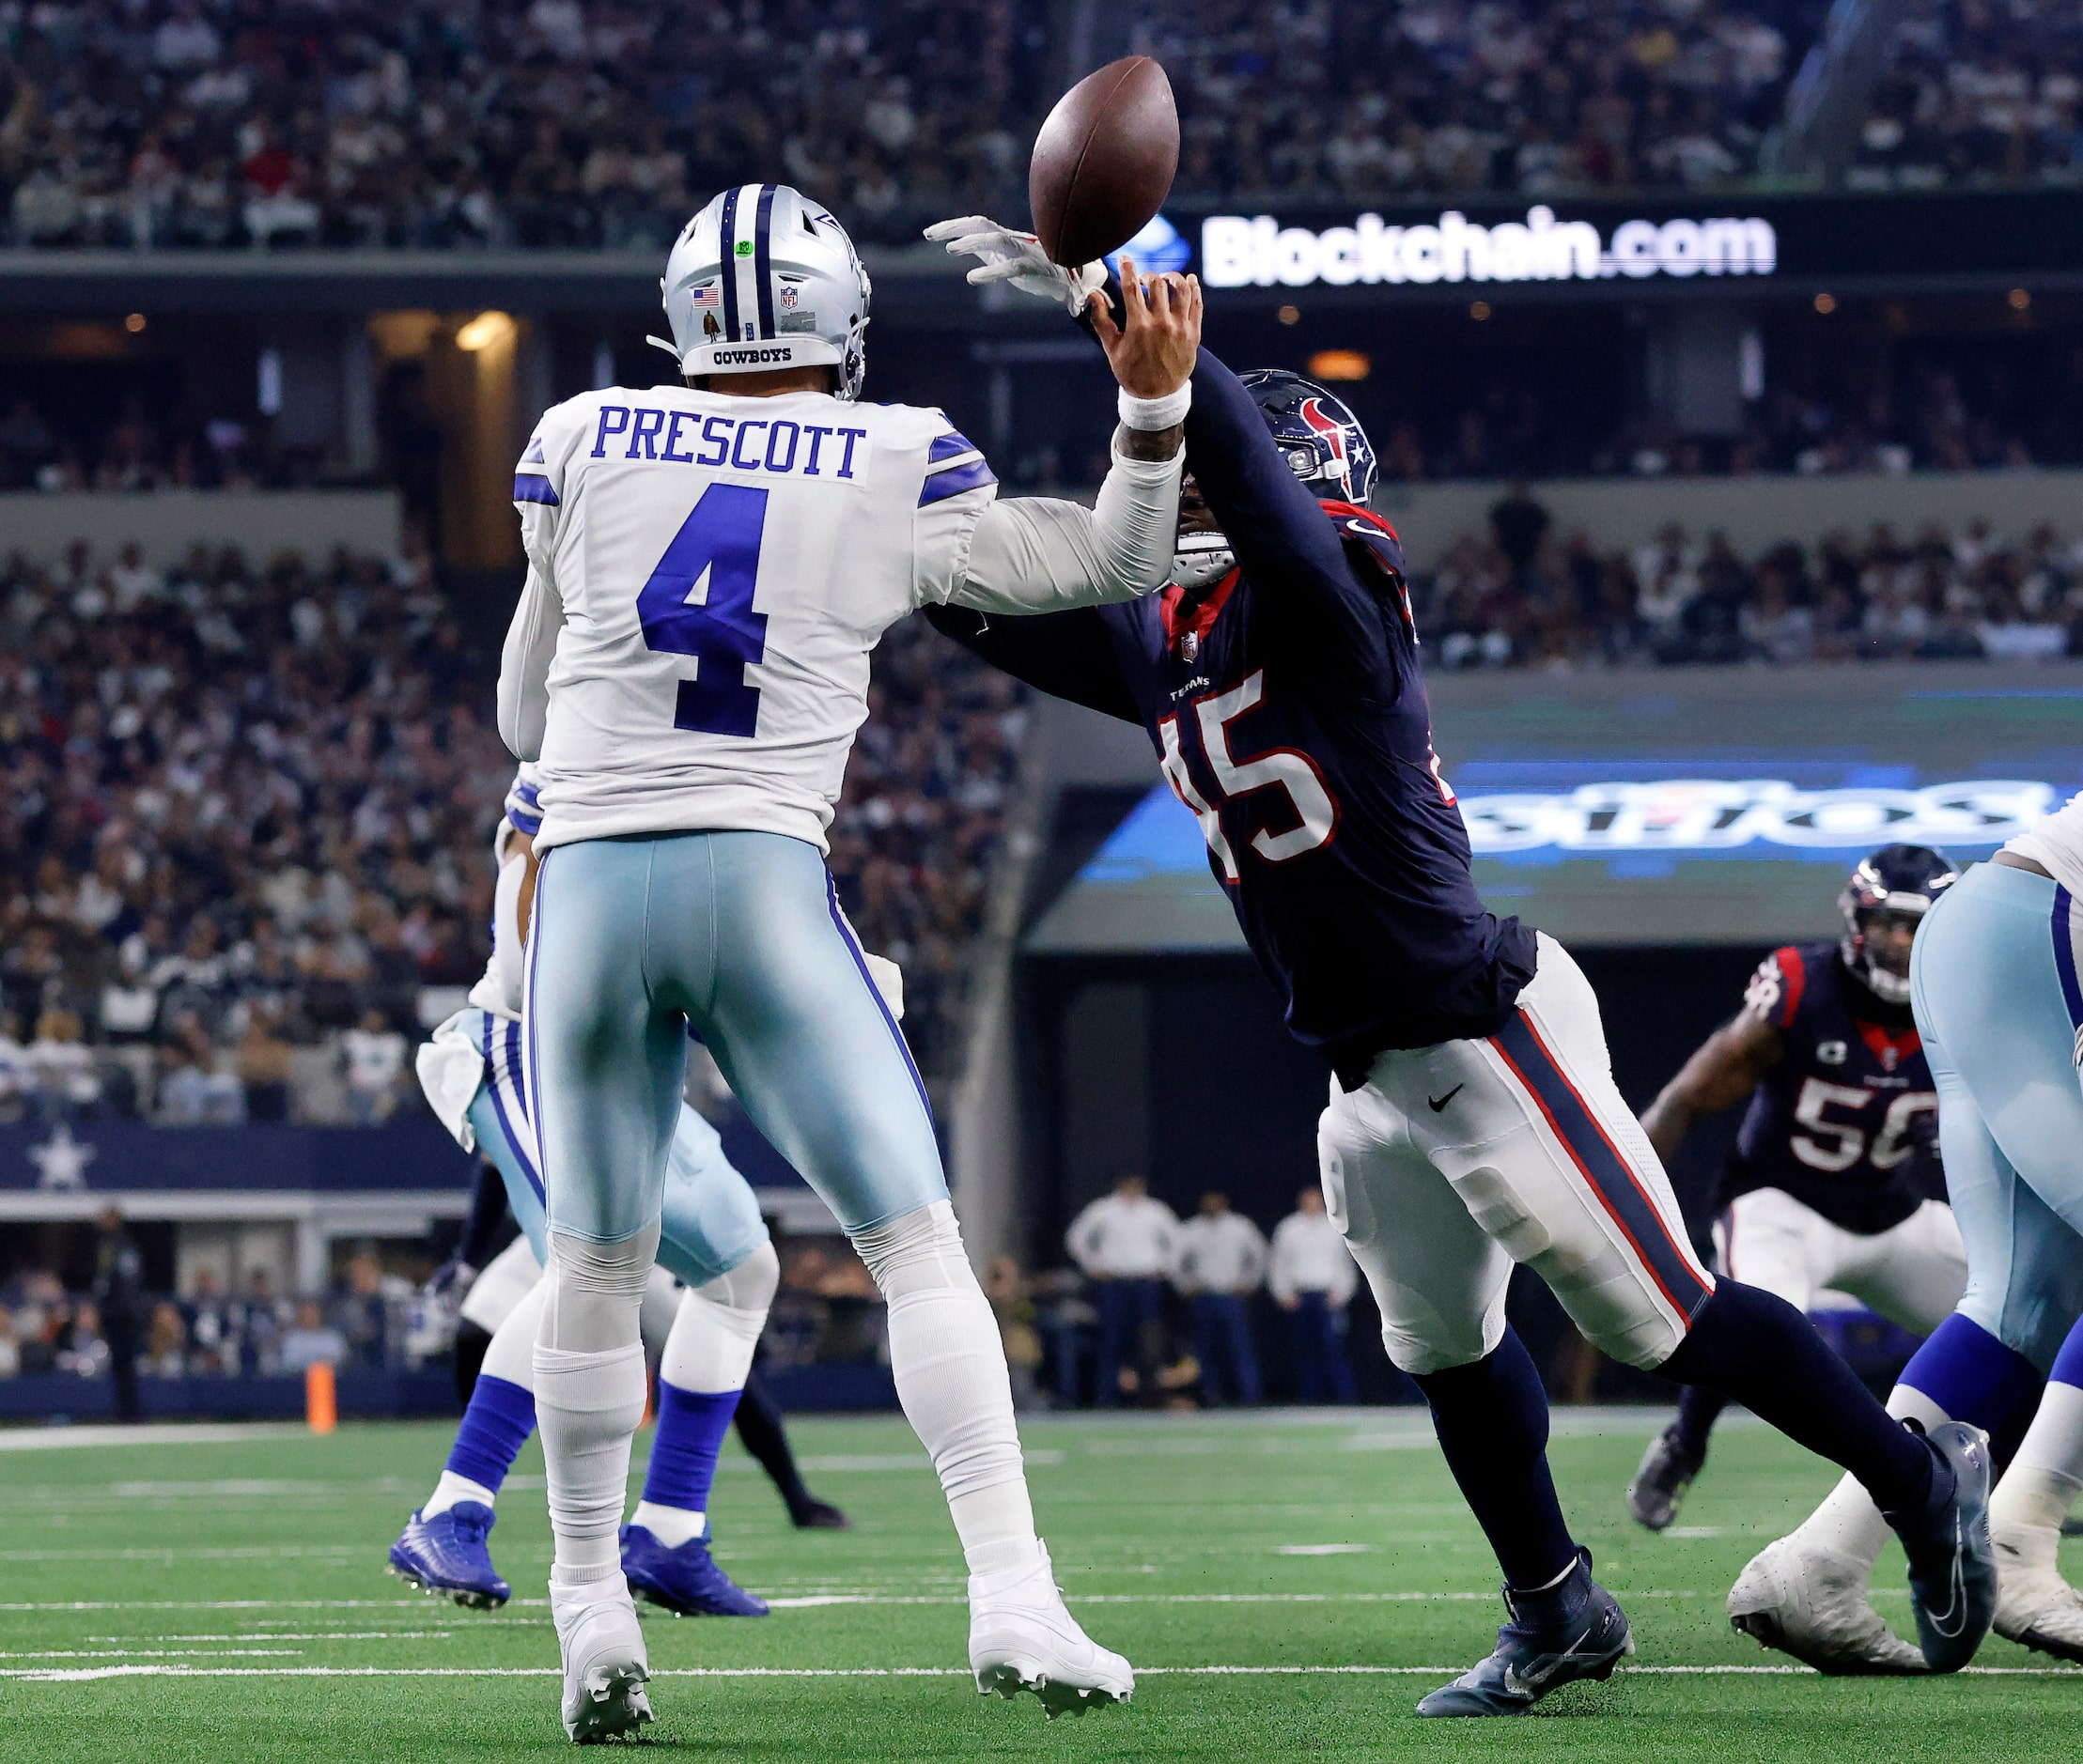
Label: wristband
xmin=1118 ymin=382 xmax=1191 ymax=431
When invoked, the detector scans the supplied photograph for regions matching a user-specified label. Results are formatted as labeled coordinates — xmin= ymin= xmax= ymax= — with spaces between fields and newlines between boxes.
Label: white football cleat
xmin=551 ymin=1573 xmax=654 ymax=1744
xmin=1994 ymin=1519 xmax=2083 ymax=1663
xmin=1727 ymin=1536 xmax=1926 ymax=1675
xmin=969 ymin=1541 xmax=1134 ymax=1719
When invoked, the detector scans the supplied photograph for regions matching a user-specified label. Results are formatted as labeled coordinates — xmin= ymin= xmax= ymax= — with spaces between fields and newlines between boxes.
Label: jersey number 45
xmin=637 ymin=483 xmax=770 ymax=737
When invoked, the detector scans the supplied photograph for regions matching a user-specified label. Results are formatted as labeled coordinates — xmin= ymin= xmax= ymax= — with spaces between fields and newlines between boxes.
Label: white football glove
xmin=925 ymin=215 xmax=1107 ymax=315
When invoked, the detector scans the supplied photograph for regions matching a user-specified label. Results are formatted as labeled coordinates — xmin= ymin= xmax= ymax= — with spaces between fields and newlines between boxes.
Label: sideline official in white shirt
xmin=1065 ymin=1175 xmax=1180 ymax=1406
xmin=1174 ymin=1192 xmax=1267 ymax=1405
xmin=1269 ymin=1187 xmax=1359 ymax=1403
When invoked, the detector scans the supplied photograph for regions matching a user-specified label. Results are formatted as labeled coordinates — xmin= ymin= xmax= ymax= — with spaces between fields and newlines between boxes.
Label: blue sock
xmin=1900 ymin=1312 xmax=2044 ymax=1431
xmin=640 ymin=1383 xmax=743 ymax=1521
xmin=445 ymin=1373 xmax=535 ymax=1494
xmin=1409 ymin=1327 xmax=1579 ymax=1592
xmin=2047 ymin=1316 xmax=2083 ymax=1392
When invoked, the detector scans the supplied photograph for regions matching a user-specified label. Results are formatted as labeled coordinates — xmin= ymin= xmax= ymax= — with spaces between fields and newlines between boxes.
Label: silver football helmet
xmin=649 ymin=183 xmax=872 ymax=399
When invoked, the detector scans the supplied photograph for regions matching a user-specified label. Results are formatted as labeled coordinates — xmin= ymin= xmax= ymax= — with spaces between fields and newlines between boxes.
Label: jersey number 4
xmin=637 ymin=482 xmax=769 ymax=737
xmin=1158 ymin=671 xmax=1338 ymax=883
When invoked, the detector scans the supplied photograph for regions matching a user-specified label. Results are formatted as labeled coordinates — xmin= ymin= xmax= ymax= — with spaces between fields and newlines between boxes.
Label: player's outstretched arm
xmin=1639 ymin=1009 xmax=1784 ymax=1166
xmin=945 ymin=261 xmax=1196 ymax=614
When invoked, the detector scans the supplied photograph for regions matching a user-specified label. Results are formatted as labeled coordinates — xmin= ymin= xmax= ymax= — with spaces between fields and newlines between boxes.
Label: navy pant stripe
xmin=1491 ymin=1011 xmax=1712 ymax=1321
xmin=2053 ymin=886 xmax=2083 ymax=1030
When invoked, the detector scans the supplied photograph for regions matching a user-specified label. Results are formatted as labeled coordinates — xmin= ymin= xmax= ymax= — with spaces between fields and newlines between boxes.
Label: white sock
xmin=628 ymin=1498 xmax=705 ymax=1547
xmin=852 ymin=1201 xmax=1042 ymax=1578
xmin=423 ymin=1470 xmax=497 ymax=1518
xmin=1990 ymin=1381 xmax=2083 ymax=1533
xmin=1789 ymin=1384 xmax=1951 ymax=1572
xmin=535 ymin=1226 xmax=656 ymax=1586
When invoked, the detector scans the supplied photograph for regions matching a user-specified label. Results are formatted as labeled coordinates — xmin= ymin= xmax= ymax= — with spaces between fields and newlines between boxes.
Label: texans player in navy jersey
xmin=1626 ymin=847 xmax=1966 ymax=1563
xmin=924 ymin=215 xmax=2000 ymax=1712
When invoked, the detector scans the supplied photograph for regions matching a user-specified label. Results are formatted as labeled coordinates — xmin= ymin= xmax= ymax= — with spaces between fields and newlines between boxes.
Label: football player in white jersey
xmin=498 ymin=183 xmax=1198 ymax=1741
xmin=396 ymin=766 xmax=858 ymax=1617
xmin=1731 ymin=799 xmax=2083 ymax=1669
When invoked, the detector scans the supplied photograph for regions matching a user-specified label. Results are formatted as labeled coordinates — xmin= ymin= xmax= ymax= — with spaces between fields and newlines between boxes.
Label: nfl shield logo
xmin=780 ymin=285 xmax=799 ymax=311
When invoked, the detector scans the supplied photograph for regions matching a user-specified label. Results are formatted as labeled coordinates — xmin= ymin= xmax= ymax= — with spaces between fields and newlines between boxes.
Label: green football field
xmin=2 ymin=1408 xmax=2077 ymax=1761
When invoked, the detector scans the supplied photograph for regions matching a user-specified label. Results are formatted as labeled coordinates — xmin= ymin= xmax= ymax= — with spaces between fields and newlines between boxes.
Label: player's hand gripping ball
xmin=1091 ymin=259 xmax=1202 ymax=400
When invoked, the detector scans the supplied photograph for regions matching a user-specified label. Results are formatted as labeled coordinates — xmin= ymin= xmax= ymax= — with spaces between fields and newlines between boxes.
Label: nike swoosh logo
xmin=1500 ymin=1629 xmax=1593 ymax=1696
xmin=1427 ymin=1085 xmax=1465 ymax=1113
xmin=1925 ymin=1512 xmax=1968 ymax=1638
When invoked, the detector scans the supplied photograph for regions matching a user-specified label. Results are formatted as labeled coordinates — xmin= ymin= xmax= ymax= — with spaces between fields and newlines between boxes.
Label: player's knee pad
xmin=702 ymin=1237 xmax=780 ymax=1315
xmin=540 ymin=1221 xmax=659 ymax=1354
xmin=852 ymin=1199 xmax=976 ymax=1301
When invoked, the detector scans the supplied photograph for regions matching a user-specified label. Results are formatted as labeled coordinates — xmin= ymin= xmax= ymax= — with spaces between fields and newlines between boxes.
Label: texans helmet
xmin=1839 ymin=843 xmax=1958 ymax=1004
xmin=1237 ymin=370 xmax=1378 ymax=503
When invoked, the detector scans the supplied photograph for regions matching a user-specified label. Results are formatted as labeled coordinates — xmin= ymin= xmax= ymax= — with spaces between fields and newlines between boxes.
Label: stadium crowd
xmin=1851 ymin=0 xmax=2083 ymax=191
xmin=1422 ymin=499 xmax=2083 ymax=669
xmin=0 ymin=534 xmax=1026 ymax=1124
xmin=0 ymin=0 xmax=1052 ymax=251
xmin=1141 ymin=0 xmax=1818 ymax=201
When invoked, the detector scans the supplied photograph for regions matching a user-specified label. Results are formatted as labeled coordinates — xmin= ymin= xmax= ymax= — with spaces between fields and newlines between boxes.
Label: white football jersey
xmin=2007 ymin=789 xmax=2083 ymax=898
xmin=508 ymin=384 xmax=999 ymax=853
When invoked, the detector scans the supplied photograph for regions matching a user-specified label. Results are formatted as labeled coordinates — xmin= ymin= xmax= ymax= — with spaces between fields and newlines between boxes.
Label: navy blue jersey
xmin=1719 ymin=942 xmax=1938 ymax=1235
xmin=926 ymin=348 xmax=1536 ymax=1073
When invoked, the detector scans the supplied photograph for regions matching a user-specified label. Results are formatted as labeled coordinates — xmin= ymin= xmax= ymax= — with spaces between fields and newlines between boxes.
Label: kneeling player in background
xmin=925 ymin=214 xmax=1999 ymax=1711
xmin=1626 ymin=846 xmax=1966 ymax=1538
xmin=1732 ymin=809 xmax=2083 ymax=1670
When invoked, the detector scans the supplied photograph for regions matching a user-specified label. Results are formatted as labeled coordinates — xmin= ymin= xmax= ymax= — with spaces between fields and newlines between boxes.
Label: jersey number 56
xmin=637 ymin=482 xmax=771 ymax=737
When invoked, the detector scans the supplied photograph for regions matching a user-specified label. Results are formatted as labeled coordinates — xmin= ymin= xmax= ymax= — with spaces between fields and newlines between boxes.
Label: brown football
xmin=1028 ymin=56 xmax=1179 ymax=268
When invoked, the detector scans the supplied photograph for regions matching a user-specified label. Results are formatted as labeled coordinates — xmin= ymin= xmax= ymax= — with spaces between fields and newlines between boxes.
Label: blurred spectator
xmin=342 ymin=1009 xmax=408 ymax=1124
xmin=1490 ymin=484 xmax=1552 ymax=594
xmin=1269 ymin=1187 xmax=1359 ymax=1405
xmin=92 ymin=1206 xmax=147 ymax=1421
xmin=236 ymin=1003 xmax=296 ymax=1122
xmin=1174 ymin=1191 xmax=1267 ymax=1408
xmin=158 ymin=1013 xmax=245 ymax=1124
xmin=0 ymin=1308 xmax=19 ymax=1379
xmin=1065 ymin=1174 xmax=1180 ymax=1408
xmin=984 ymin=1255 xmax=1046 ymax=1411
xmin=145 ymin=1301 xmax=189 ymax=1378
xmin=182 ymin=1267 xmax=238 ymax=1375
xmin=28 ymin=1007 xmax=101 ymax=1120
xmin=241 ymin=1270 xmax=286 ymax=1375
xmin=280 ymin=1299 xmax=349 ymax=1372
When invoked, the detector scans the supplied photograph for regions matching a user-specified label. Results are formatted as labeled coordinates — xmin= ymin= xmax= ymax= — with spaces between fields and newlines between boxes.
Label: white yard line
xmin=6 ymin=1661 xmax=2078 ymax=1684
xmin=0 ymin=1424 xmax=304 ymax=1453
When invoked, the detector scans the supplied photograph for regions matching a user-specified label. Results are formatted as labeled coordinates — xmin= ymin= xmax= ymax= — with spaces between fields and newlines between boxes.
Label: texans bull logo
xmin=1299 ymin=396 xmax=1353 ymax=497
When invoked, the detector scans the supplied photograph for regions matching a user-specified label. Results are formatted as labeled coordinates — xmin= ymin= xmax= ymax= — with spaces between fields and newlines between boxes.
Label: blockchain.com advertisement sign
xmin=1153 ymin=188 xmax=2083 ymax=301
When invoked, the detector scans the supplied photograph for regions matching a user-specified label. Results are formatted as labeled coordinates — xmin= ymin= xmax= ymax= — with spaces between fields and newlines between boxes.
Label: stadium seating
xmin=1850 ymin=0 xmax=2083 ymax=191
xmin=0 ymin=534 xmax=1023 ymax=1130
xmin=1141 ymin=0 xmax=1823 ymax=200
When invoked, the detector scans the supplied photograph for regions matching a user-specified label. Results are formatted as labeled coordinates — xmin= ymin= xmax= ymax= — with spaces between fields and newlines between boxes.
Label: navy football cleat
xmin=1886 ymin=1420 xmax=1998 ymax=1672
xmin=620 ymin=1524 xmax=770 ymax=1617
xmin=388 ymin=1502 xmax=510 ymax=1610
xmin=1417 ymin=1548 xmax=1634 ymax=1717
xmin=1626 ymin=1427 xmax=1703 ymax=1532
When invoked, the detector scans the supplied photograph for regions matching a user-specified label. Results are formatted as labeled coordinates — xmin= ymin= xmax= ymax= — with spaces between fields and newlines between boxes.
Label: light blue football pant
xmin=1909 ymin=860 xmax=2083 ymax=1370
xmin=457 ymin=1006 xmax=769 ymax=1289
xmin=524 ymin=830 xmax=945 ymax=1248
